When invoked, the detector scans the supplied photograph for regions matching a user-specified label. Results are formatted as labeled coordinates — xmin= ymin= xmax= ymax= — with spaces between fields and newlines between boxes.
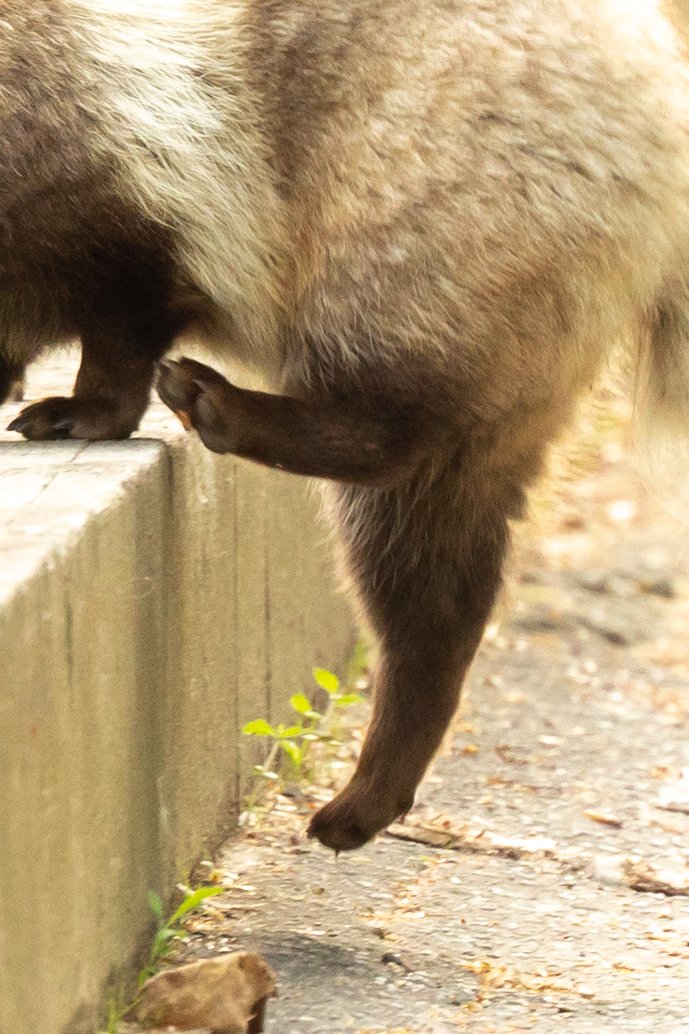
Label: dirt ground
xmin=126 ymin=393 xmax=689 ymax=1034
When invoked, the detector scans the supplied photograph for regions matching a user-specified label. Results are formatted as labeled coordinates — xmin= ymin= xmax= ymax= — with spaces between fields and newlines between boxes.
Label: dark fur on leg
xmin=0 ymin=357 xmax=26 ymax=404
xmin=8 ymin=243 xmax=184 ymax=440
xmin=156 ymin=360 xmax=548 ymax=852
xmin=157 ymin=357 xmax=440 ymax=486
xmin=307 ymin=460 xmax=518 ymax=850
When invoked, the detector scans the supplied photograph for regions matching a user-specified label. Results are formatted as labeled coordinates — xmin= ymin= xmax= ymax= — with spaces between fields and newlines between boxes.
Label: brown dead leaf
xmin=387 ymin=818 xmax=555 ymax=859
xmin=460 ymin=957 xmax=578 ymax=997
xmin=583 ymin=809 xmax=624 ymax=828
xmin=133 ymin=951 xmax=277 ymax=1033
xmin=592 ymin=855 xmax=689 ymax=897
xmin=622 ymin=859 xmax=689 ymax=897
xmin=356 ymin=1029 xmax=413 ymax=1034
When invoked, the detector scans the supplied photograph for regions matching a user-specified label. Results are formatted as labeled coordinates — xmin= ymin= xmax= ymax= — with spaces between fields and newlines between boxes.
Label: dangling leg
xmin=155 ymin=354 xmax=547 ymax=853
xmin=0 ymin=356 xmax=26 ymax=404
xmin=308 ymin=455 xmax=523 ymax=851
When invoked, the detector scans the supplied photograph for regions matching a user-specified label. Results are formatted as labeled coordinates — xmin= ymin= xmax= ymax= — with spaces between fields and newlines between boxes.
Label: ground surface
xmin=126 ymin=399 xmax=689 ymax=1034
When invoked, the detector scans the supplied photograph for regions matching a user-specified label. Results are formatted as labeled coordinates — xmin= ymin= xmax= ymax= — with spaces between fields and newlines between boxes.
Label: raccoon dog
xmin=4 ymin=0 xmax=689 ymax=851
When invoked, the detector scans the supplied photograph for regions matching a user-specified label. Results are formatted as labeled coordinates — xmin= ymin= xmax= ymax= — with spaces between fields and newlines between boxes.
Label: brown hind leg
xmin=0 ymin=356 xmax=26 ymax=404
xmin=308 ymin=454 xmax=524 ymax=851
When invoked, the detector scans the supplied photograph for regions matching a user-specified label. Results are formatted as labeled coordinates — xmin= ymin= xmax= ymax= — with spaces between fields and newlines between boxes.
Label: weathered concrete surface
xmin=148 ymin=410 xmax=689 ymax=1034
xmin=0 ymin=358 xmax=352 ymax=1034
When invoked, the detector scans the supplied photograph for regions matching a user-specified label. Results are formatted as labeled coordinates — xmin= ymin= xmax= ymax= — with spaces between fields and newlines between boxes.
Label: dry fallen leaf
xmin=622 ymin=859 xmax=689 ymax=897
xmin=459 ymin=957 xmax=579 ymax=996
xmin=583 ymin=809 xmax=624 ymax=828
xmin=356 ymin=1029 xmax=413 ymax=1034
xmin=133 ymin=951 xmax=277 ymax=1033
xmin=386 ymin=817 xmax=555 ymax=859
xmin=592 ymin=855 xmax=689 ymax=897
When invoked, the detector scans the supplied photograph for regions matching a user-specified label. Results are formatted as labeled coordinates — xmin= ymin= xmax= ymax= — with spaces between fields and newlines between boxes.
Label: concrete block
xmin=0 ymin=357 xmax=353 ymax=1034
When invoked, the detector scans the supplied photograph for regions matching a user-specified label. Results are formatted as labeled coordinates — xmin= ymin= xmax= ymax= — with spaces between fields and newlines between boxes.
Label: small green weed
xmin=99 ymin=653 xmax=369 ymax=1031
xmin=243 ymin=665 xmax=365 ymax=786
xmin=99 ymin=883 xmax=224 ymax=1033
xmin=141 ymin=884 xmax=224 ymax=985
xmin=103 ymin=995 xmax=124 ymax=1034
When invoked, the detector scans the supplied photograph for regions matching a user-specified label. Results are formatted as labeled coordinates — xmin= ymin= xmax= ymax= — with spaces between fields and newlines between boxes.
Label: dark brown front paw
xmin=7 ymin=396 xmax=136 ymax=441
xmin=307 ymin=782 xmax=415 ymax=853
xmin=157 ymin=358 xmax=239 ymax=454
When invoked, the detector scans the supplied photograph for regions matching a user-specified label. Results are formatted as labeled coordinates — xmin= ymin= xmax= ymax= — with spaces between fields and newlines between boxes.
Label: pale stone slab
xmin=0 ymin=357 xmax=352 ymax=1034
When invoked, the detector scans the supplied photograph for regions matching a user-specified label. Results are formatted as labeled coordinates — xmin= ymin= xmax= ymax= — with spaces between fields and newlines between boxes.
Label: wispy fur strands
xmin=74 ymin=0 xmax=289 ymax=359
xmin=4 ymin=0 xmax=689 ymax=849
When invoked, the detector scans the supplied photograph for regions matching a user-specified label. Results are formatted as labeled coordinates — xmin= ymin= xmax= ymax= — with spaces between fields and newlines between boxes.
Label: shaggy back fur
xmin=2 ymin=0 xmax=689 ymax=406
